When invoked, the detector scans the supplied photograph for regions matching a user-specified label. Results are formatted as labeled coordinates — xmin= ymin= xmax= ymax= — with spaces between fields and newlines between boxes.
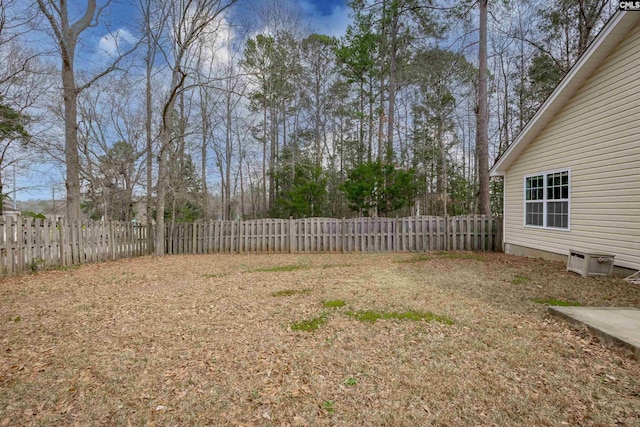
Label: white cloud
xmin=98 ymin=28 xmax=137 ymax=57
xmin=193 ymin=16 xmax=237 ymax=76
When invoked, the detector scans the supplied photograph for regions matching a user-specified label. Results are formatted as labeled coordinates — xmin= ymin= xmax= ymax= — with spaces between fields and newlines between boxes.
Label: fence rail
xmin=0 ymin=215 xmax=502 ymax=276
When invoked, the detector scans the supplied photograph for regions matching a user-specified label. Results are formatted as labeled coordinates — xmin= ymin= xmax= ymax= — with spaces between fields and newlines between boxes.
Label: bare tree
xmin=476 ymin=0 xmax=490 ymax=215
xmin=36 ymin=0 xmax=137 ymax=220
xmin=153 ymin=0 xmax=236 ymax=256
xmin=76 ymin=76 xmax=146 ymax=221
xmin=138 ymin=0 xmax=167 ymax=252
xmin=0 ymin=1 xmax=52 ymax=210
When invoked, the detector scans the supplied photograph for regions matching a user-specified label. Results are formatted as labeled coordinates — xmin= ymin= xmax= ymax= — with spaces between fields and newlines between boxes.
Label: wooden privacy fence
xmin=0 ymin=216 xmax=148 ymax=276
xmin=166 ymin=215 xmax=503 ymax=255
xmin=0 ymin=215 xmax=502 ymax=276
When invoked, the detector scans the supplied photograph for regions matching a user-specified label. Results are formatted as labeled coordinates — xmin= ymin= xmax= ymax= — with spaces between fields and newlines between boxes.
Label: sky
xmin=16 ymin=0 xmax=352 ymax=203
xmin=297 ymin=0 xmax=351 ymax=36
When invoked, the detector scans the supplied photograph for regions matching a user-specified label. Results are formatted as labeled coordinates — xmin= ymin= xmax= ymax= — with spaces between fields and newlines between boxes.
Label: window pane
xmin=548 ymin=171 xmax=569 ymax=200
xmin=547 ymin=202 xmax=568 ymax=229
xmin=526 ymin=202 xmax=543 ymax=226
xmin=526 ymin=176 xmax=543 ymax=200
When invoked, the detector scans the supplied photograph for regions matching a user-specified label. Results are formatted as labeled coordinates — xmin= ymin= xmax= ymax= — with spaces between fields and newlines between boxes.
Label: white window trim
xmin=523 ymin=168 xmax=571 ymax=231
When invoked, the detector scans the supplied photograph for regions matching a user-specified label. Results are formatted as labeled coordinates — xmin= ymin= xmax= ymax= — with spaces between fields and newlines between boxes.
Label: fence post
xmin=393 ymin=217 xmax=398 ymax=252
xmin=17 ymin=213 xmax=25 ymax=274
xmin=488 ymin=216 xmax=493 ymax=251
xmin=338 ymin=217 xmax=343 ymax=253
xmin=481 ymin=215 xmax=487 ymax=252
xmin=57 ymin=218 xmax=64 ymax=267
xmin=190 ymin=222 xmax=195 ymax=254
xmin=288 ymin=217 xmax=293 ymax=253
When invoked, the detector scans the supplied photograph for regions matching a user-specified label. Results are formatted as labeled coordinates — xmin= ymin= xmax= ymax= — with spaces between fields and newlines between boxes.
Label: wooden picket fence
xmin=0 ymin=215 xmax=502 ymax=276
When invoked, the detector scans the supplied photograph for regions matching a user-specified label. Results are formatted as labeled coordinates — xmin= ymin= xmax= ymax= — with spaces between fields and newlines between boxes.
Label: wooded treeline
xmin=0 ymin=0 xmax=616 ymax=254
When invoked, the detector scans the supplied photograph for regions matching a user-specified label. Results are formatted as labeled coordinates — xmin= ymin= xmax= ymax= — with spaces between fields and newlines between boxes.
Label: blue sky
xmin=103 ymin=0 xmax=351 ymax=38
xmin=310 ymin=0 xmax=346 ymax=16
xmin=17 ymin=0 xmax=351 ymax=202
xmin=295 ymin=0 xmax=351 ymax=35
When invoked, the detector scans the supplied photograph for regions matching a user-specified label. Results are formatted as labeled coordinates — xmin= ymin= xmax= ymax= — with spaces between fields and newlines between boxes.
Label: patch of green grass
xmin=290 ymin=314 xmax=327 ymax=332
xmin=29 ymin=258 xmax=44 ymax=272
xmin=511 ymin=275 xmax=530 ymax=285
xmin=344 ymin=377 xmax=357 ymax=386
xmin=321 ymin=400 xmax=335 ymax=414
xmin=271 ymin=288 xmax=313 ymax=297
xmin=253 ymin=265 xmax=309 ymax=273
xmin=346 ymin=309 xmax=454 ymax=325
xmin=323 ymin=299 xmax=346 ymax=308
xmin=532 ymin=298 xmax=582 ymax=307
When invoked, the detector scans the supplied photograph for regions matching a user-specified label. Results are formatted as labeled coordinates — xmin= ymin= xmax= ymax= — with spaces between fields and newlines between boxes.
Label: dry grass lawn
xmin=1 ymin=252 xmax=639 ymax=426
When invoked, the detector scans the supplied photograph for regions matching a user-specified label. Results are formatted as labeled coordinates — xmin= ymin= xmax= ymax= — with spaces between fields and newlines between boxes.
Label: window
xmin=524 ymin=170 xmax=569 ymax=229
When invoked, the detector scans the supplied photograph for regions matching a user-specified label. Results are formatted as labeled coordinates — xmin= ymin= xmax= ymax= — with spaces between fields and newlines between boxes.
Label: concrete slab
xmin=548 ymin=307 xmax=640 ymax=360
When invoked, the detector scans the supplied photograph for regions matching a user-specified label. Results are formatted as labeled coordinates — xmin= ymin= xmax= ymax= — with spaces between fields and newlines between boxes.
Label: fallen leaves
xmin=0 ymin=252 xmax=638 ymax=425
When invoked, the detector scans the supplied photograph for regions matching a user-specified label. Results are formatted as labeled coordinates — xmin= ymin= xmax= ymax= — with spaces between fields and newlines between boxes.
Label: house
xmin=490 ymin=10 xmax=640 ymax=273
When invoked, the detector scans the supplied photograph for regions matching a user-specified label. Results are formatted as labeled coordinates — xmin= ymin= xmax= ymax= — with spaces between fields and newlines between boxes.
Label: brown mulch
xmin=1 ymin=252 xmax=639 ymax=426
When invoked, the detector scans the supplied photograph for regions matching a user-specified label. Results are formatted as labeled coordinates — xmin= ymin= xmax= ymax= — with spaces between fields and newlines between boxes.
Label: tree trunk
xmin=154 ymin=67 xmax=180 ymax=255
xmin=239 ymin=143 xmax=244 ymax=218
xmin=377 ymin=0 xmax=387 ymax=163
xmin=154 ymin=141 xmax=168 ymax=255
xmin=201 ymin=116 xmax=208 ymax=220
xmin=225 ymin=90 xmax=232 ymax=220
xmin=359 ymin=81 xmax=365 ymax=164
xmin=61 ymin=66 xmax=82 ymax=221
xmin=368 ymin=83 xmax=374 ymax=163
xmin=36 ymin=0 xmax=99 ymax=221
xmin=268 ymin=103 xmax=276 ymax=212
xmin=386 ymin=3 xmax=398 ymax=164
xmin=146 ymin=44 xmax=154 ymax=253
xmin=314 ymin=80 xmax=322 ymax=169
xmin=262 ymin=106 xmax=267 ymax=214
xmin=476 ymin=0 xmax=491 ymax=216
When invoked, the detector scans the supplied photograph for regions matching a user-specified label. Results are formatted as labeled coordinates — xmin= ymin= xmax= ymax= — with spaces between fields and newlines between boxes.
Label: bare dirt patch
xmin=1 ymin=252 xmax=639 ymax=425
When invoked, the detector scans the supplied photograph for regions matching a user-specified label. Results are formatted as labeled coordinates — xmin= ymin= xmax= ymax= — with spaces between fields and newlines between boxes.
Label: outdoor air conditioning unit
xmin=567 ymin=249 xmax=615 ymax=277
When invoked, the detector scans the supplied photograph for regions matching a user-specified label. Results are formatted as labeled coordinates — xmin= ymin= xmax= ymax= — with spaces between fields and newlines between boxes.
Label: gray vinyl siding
xmin=504 ymin=23 xmax=640 ymax=270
